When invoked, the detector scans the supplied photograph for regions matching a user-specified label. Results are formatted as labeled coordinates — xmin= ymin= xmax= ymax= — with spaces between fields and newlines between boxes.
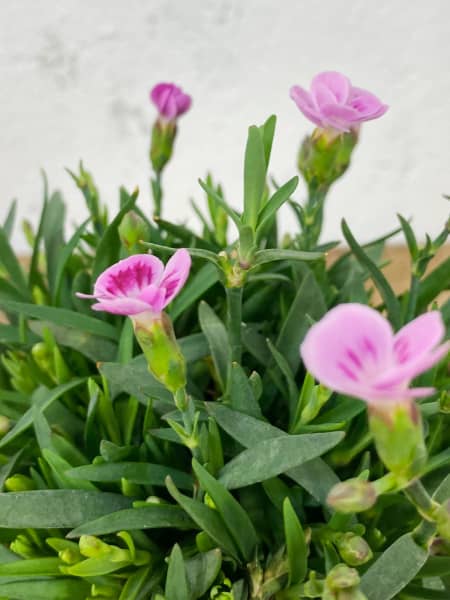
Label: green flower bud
xmin=119 ymin=210 xmax=148 ymax=250
xmin=327 ymin=479 xmax=377 ymax=513
xmin=369 ymin=400 xmax=427 ymax=482
xmin=120 ymin=477 xmax=141 ymax=497
xmin=434 ymin=499 xmax=450 ymax=542
xmin=133 ymin=312 xmax=186 ymax=394
xmin=439 ymin=391 xmax=450 ymax=414
xmin=59 ymin=548 xmax=82 ymax=565
xmin=335 ymin=533 xmax=373 ymax=566
xmin=323 ymin=564 xmax=368 ymax=600
xmin=298 ymin=129 xmax=358 ymax=191
xmin=79 ymin=535 xmax=112 ymax=559
xmin=150 ymin=120 xmax=177 ymax=174
xmin=10 ymin=534 xmax=37 ymax=558
xmin=5 ymin=474 xmax=36 ymax=492
xmin=32 ymin=342 xmax=53 ymax=375
xmin=0 ymin=415 xmax=10 ymax=435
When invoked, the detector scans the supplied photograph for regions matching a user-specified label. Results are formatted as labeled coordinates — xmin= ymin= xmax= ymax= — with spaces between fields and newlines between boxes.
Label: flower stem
xmin=151 ymin=172 xmax=163 ymax=218
xmin=403 ymin=479 xmax=439 ymax=521
xmin=404 ymin=274 xmax=420 ymax=322
xmin=226 ymin=286 xmax=243 ymax=363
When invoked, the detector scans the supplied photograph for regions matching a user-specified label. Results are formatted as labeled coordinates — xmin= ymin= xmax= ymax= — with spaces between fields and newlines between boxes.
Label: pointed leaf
xmin=165 ymin=544 xmax=190 ymax=600
xmin=283 ymin=497 xmax=307 ymax=585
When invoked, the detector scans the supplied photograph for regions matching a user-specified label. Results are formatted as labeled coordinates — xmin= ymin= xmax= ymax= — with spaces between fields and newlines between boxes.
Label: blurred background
xmin=1 ymin=0 xmax=449 ymax=252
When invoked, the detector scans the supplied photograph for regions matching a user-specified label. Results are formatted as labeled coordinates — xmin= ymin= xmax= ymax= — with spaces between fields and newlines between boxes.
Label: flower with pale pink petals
xmin=77 ymin=249 xmax=191 ymax=317
xmin=290 ymin=71 xmax=388 ymax=132
xmin=150 ymin=83 xmax=192 ymax=122
xmin=300 ymin=303 xmax=449 ymax=404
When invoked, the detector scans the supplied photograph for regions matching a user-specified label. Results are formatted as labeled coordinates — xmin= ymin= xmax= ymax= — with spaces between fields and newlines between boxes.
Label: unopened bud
xmin=59 ymin=548 xmax=81 ymax=564
xmin=150 ymin=120 xmax=177 ymax=174
xmin=5 ymin=474 xmax=36 ymax=492
xmin=298 ymin=129 xmax=358 ymax=191
xmin=335 ymin=533 xmax=373 ymax=566
xmin=323 ymin=564 xmax=368 ymax=600
xmin=0 ymin=415 xmax=10 ymax=435
xmin=79 ymin=535 xmax=112 ymax=559
xmin=132 ymin=312 xmax=186 ymax=393
xmin=10 ymin=534 xmax=36 ymax=558
xmin=327 ymin=479 xmax=377 ymax=513
xmin=119 ymin=211 xmax=148 ymax=250
xmin=439 ymin=391 xmax=450 ymax=414
xmin=369 ymin=400 xmax=427 ymax=481
xmin=32 ymin=342 xmax=53 ymax=375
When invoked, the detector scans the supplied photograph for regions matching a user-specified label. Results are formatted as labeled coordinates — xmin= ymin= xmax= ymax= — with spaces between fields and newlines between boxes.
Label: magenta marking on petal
xmin=345 ymin=348 xmax=363 ymax=370
xmin=337 ymin=361 xmax=359 ymax=382
xmin=362 ymin=336 xmax=378 ymax=362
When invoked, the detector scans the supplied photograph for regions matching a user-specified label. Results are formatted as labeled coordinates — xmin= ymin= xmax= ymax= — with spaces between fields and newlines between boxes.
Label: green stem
xmin=301 ymin=186 xmax=328 ymax=250
xmin=226 ymin=286 xmax=243 ymax=363
xmin=404 ymin=479 xmax=439 ymax=522
xmin=404 ymin=274 xmax=420 ymax=322
xmin=151 ymin=172 xmax=163 ymax=218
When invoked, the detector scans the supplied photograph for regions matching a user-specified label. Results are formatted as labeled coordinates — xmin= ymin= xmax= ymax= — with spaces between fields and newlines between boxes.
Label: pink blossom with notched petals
xmin=150 ymin=83 xmax=192 ymax=121
xmin=290 ymin=71 xmax=388 ymax=132
xmin=300 ymin=303 xmax=449 ymax=404
xmin=77 ymin=249 xmax=191 ymax=316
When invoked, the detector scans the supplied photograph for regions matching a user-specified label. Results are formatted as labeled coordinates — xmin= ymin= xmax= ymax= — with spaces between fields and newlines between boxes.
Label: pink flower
xmin=150 ymin=83 xmax=192 ymax=121
xmin=77 ymin=250 xmax=191 ymax=316
xmin=300 ymin=304 xmax=449 ymax=403
xmin=290 ymin=71 xmax=388 ymax=132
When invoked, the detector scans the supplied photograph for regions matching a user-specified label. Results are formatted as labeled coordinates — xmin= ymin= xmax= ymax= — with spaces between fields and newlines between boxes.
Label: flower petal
xmin=311 ymin=71 xmax=351 ymax=104
xmin=290 ymin=86 xmax=323 ymax=127
xmin=349 ymin=87 xmax=389 ymax=120
xmin=320 ymin=104 xmax=360 ymax=131
xmin=92 ymin=298 xmax=151 ymax=315
xmin=94 ymin=255 xmax=164 ymax=299
xmin=159 ymin=249 xmax=192 ymax=307
xmin=300 ymin=303 xmax=394 ymax=400
xmin=138 ymin=284 xmax=166 ymax=314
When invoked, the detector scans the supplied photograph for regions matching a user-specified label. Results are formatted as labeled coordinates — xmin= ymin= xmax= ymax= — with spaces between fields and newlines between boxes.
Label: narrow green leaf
xmin=207 ymin=403 xmax=339 ymax=503
xmin=0 ymin=578 xmax=90 ymax=600
xmin=417 ymin=256 xmax=450 ymax=310
xmin=171 ymin=263 xmax=220 ymax=321
xmin=42 ymin=191 xmax=65 ymax=295
xmin=141 ymin=241 xmax=220 ymax=265
xmin=243 ymin=125 xmax=266 ymax=229
xmin=342 ymin=219 xmax=402 ymax=329
xmin=118 ymin=566 xmax=151 ymax=600
xmin=256 ymin=177 xmax=299 ymax=235
xmin=52 ymin=218 xmax=89 ymax=304
xmin=186 ymin=549 xmax=222 ymax=600
xmin=0 ymin=299 xmax=117 ymax=339
xmin=218 ymin=431 xmax=343 ymax=489
xmin=259 ymin=114 xmax=277 ymax=168
xmin=0 ymin=226 xmax=29 ymax=298
xmin=0 ymin=448 xmax=26 ymax=491
xmin=68 ymin=503 xmax=194 ymax=537
xmin=198 ymin=301 xmax=231 ymax=391
xmin=92 ymin=192 xmax=136 ymax=280
xmin=228 ymin=362 xmax=263 ymax=418
xmin=166 ymin=477 xmax=239 ymax=560
xmin=398 ymin=214 xmax=418 ymax=259
xmin=0 ymin=380 xmax=86 ymax=449
xmin=253 ymin=248 xmax=322 ymax=266
xmin=165 ymin=544 xmax=190 ymax=600
xmin=276 ymin=269 xmax=326 ymax=372
xmin=0 ymin=490 xmax=132 ymax=528
xmin=67 ymin=462 xmax=193 ymax=490
xmin=283 ymin=497 xmax=307 ymax=585
xmin=192 ymin=459 xmax=258 ymax=562
xmin=3 ymin=199 xmax=17 ymax=238
xmin=360 ymin=533 xmax=428 ymax=600
xmin=0 ymin=557 xmax=62 ymax=576
xmin=198 ymin=179 xmax=241 ymax=228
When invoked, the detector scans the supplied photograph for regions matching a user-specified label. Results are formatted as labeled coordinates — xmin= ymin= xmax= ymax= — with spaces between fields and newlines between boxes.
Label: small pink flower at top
xmin=300 ymin=303 xmax=449 ymax=404
xmin=290 ymin=71 xmax=388 ymax=132
xmin=150 ymin=83 xmax=192 ymax=122
xmin=77 ymin=249 xmax=191 ymax=316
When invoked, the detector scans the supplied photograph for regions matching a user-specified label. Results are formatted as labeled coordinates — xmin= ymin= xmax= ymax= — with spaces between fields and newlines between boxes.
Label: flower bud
xmin=335 ymin=533 xmax=373 ymax=566
xmin=119 ymin=210 xmax=148 ymax=251
xmin=0 ymin=415 xmax=10 ymax=435
xmin=32 ymin=342 xmax=53 ymax=376
xmin=327 ymin=479 xmax=377 ymax=513
xmin=79 ymin=535 xmax=112 ymax=559
xmin=132 ymin=312 xmax=186 ymax=394
xmin=323 ymin=564 xmax=368 ymax=600
xmin=368 ymin=400 xmax=427 ymax=482
xmin=150 ymin=120 xmax=177 ymax=174
xmin=5 ymin=474 xmax=36 ymax=492
xmin=434 ymin=499 xmax=450 ymax=542
xmin=298 ymin=129 xmax=358 ymax=192
xmin=10 ymin=534 xmax=37 ymax=558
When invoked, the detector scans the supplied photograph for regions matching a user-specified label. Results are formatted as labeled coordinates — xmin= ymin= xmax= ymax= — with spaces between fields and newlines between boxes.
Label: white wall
xmin=1 ymin=0 xmax=449 ymax=252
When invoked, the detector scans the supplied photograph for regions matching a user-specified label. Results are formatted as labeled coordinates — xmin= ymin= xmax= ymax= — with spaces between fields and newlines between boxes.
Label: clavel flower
xmin=290 ymin=71 xmax=388 ymax=132
xmin=77 ymin=249 xmax=191 ymax=317
xmin=150 ymin=82 xmax=192 ymax=122
xmin=300 ymin=303 xmax=449 ymax=404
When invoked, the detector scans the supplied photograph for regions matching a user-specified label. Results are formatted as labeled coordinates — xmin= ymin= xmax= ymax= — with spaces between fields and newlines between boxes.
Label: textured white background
xmin=1 ymin=0 xmax=449 ymax=251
